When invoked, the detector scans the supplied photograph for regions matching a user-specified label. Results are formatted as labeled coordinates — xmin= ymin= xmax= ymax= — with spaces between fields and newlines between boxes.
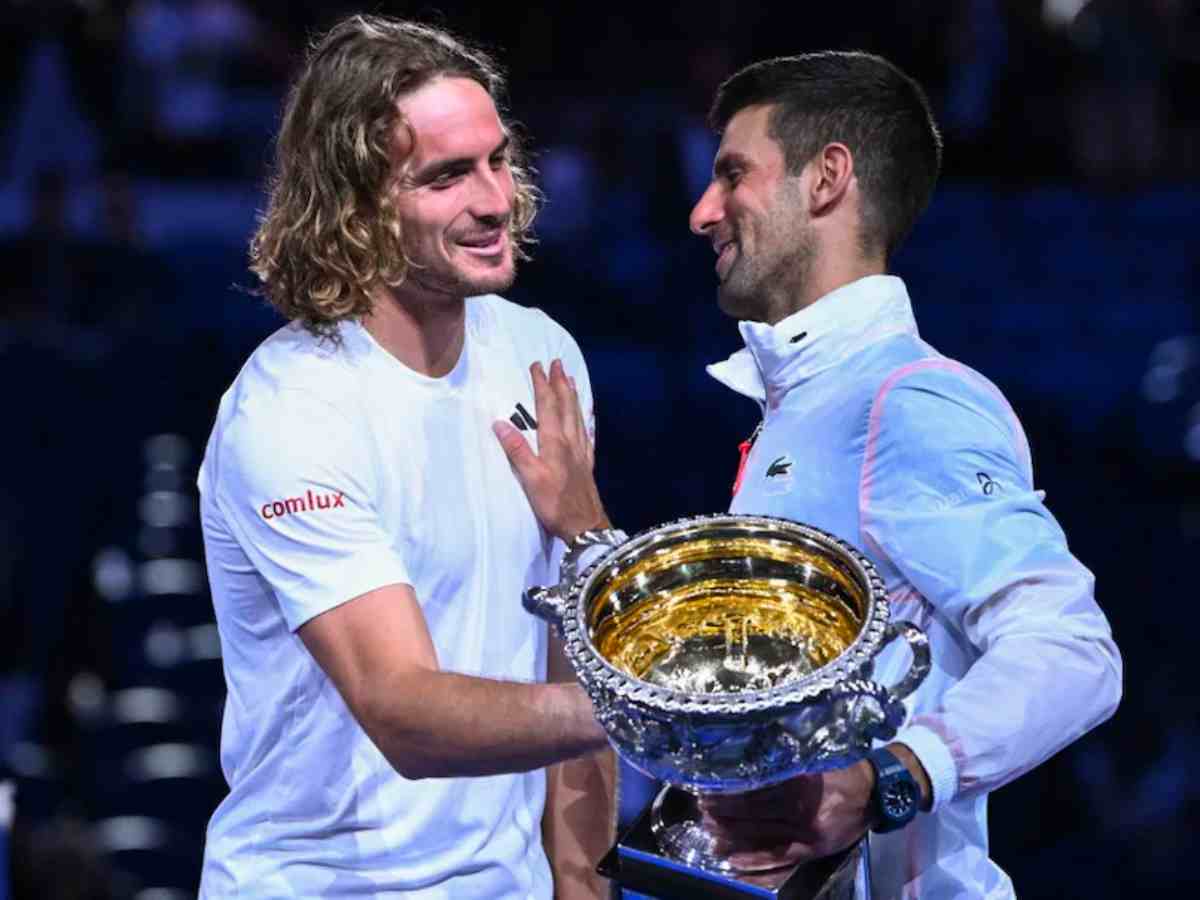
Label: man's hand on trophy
xmin=696 ymin=761 xmax=876 ymax=869
xmin=494 ymin=360 xmax=611 ymax=542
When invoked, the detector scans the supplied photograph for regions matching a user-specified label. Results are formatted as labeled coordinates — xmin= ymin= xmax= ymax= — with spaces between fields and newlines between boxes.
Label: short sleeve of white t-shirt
xmin=209 ymin=386 xmax=411 ymax=632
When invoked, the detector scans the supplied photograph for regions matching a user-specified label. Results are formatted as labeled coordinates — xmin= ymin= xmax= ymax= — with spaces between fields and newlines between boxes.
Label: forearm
xmin=361 ymin=669 xmax=608 ymax=779
xmin=544 ymin=747 xmax=617 ymax=899
xmin=897 ymin=617 xmax=1122 ymax=808
xmin=855 ymin=372 xmax=1123 ymax=817
xmin=869 ymin=491 xmax=1123 ymax=808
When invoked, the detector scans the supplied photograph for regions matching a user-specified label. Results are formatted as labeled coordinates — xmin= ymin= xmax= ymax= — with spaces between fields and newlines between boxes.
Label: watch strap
xmin=867 ymin=747 xmax=920 ymax=833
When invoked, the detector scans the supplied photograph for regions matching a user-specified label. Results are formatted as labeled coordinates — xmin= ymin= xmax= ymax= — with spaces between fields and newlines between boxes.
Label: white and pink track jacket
xmin=709 ymin=274 xmax=1122 ymax=900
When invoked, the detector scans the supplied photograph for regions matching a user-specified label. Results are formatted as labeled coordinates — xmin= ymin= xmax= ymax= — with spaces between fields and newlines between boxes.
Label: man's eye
xmin=489 ymin=155 xmax=508 ymax=171
xmin=430 ymin=171 xmax=464 ymax=189
xmin=726 ymin=170 xmax=743 ymax=186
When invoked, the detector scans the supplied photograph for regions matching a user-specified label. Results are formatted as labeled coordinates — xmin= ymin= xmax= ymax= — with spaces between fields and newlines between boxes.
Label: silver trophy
xmin=524 ymin=514 xmax=930 ymax=900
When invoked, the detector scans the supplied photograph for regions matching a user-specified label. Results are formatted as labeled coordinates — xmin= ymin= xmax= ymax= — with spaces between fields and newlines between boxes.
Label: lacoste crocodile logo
xmin=763 ymin=454 xmax=794 ymax=496
xmin=767 ymin=456 xmax=793 ymax=478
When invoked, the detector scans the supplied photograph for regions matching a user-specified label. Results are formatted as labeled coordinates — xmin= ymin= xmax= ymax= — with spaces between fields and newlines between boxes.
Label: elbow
xmin=357 ymin=690 xmax=447 ymax=781
xmin=388 ymin=755 xmax=445 ymax=781
xmin=1068 ymin=630 xmax=1122 ymax=729
xmin=375 ymin=737 xmax=451 ymax=781
xmin=1102 ymin=682 xmax=1122 ymax=726
xmin=382 ymin=736 xmax=457 ymax=780
xmin=1097 ymin=635 xmax=1123 ymax=725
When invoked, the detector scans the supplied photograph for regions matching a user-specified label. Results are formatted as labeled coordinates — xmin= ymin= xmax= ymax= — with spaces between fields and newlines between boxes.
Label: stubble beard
xmin=405 ymin=238 xmax=518 ymax=302
xmin=410 ymin=260 xmax=517 ymax=300
xmin=716 ymin=179 xmax=815 ymax=324
xmin=717 ymin=223 xmax=815 ymax=324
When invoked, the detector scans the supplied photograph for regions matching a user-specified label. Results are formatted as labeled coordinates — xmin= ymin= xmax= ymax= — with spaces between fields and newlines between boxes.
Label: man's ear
xmin=808 ymin=142 xmax=854 ymax=218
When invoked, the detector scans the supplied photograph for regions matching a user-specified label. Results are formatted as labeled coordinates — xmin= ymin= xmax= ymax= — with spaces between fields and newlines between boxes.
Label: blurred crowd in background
xmin=1 ymin=0 xmax=1199 ymax=897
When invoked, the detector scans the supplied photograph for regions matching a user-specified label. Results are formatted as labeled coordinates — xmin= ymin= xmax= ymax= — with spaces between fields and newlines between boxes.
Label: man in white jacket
xmin=499 ymin=51 xmax=1122 ymax=898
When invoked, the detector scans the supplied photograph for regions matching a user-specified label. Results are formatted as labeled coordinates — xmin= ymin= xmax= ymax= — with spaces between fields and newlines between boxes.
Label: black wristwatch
xmin=866 ymin=747 xmax=921 ymax=833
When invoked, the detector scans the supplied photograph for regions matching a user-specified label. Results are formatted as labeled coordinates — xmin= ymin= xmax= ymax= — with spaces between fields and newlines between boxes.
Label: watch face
xmin=882 ymin=781 xmax=917 ymax=819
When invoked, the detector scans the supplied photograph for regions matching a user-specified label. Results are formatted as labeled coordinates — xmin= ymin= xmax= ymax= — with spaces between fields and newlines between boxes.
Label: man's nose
xmin=471 ymin=167 xmax=512 ymax=221
xmin=690 ymin=182 xmax=722 ymax=236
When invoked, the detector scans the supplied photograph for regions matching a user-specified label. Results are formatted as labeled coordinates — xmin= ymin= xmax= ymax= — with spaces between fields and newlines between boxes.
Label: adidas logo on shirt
xmin=509 ymin=402 xmax=538 ymax=432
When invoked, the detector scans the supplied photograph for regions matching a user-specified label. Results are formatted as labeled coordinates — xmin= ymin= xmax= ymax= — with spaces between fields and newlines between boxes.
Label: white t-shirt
xmin=196 ymin=295 xmax=593 ymax=899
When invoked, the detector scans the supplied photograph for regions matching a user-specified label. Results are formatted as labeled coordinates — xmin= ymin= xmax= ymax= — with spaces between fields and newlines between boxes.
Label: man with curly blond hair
xmin=197 ymin=15 xmax=615 ymax=898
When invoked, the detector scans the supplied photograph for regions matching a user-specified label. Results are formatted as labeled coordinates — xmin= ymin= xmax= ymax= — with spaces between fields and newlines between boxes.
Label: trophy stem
xmin=649 ymin=785 xmax=808 ymax=876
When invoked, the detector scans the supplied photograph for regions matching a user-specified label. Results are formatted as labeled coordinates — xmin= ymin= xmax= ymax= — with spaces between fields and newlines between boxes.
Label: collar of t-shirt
xmin=341 ymin=314 xmax=472 ymax=392
xmin=706 ymin=274 xmax=920 ymax=409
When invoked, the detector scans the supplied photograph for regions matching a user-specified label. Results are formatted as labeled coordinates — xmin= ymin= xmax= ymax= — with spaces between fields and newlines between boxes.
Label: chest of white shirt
xmin=366 ymin=378 xmax=544 ymax=572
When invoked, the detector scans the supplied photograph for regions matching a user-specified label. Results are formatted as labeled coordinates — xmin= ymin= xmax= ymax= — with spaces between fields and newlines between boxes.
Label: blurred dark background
xmin=1 ymin=0 xmax=1197 ymax=897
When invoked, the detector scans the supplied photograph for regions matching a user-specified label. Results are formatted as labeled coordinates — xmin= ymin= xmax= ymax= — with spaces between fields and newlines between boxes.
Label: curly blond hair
xmin=250 ymin=15 xmax=540 ymax=337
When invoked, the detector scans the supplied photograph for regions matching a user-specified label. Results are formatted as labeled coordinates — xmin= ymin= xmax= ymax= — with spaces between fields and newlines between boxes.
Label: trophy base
xmin=598 ymin=788 xmax=867 ymax=899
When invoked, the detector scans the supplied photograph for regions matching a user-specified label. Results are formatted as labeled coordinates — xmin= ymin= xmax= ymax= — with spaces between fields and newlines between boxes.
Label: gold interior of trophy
xmin=588 ymin=535 xmax=867 ymax=694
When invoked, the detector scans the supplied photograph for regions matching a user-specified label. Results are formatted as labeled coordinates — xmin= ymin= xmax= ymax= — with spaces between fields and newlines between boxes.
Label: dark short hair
xmin=710 ymin=51 xmax=942 ymax=260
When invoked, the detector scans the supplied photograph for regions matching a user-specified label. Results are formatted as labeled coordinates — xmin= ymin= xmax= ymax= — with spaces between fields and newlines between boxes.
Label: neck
xmin=362 ymin=286 xmax=467 ymax=377
xmin=765 ymin=239 xmax=885 ymax=326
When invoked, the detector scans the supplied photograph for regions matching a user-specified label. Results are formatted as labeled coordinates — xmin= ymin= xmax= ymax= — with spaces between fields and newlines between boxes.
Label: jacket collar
xmin=706 ymin=274 xmax=919 ymax=407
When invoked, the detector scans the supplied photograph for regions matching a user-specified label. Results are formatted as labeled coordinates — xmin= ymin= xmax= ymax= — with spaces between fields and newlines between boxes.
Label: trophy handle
xmin=522 ymin=584 xmax=567 ymax=630
xmin=522 ymin=528 xmax=628 ymax=632
xmin=878 ymin=620 xmax=931 ymax=702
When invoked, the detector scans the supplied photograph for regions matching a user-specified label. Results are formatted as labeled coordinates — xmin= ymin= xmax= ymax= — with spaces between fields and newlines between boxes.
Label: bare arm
xmin=299 ymin=583 xmax=607 ymax=779
xmin=491 ymin=358 xmax=618 ymax=893
xmin=542 ymin=634 xmax=617 ymax=899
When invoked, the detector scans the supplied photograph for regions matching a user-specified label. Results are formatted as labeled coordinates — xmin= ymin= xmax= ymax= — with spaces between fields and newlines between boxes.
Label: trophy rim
xmin=560 ymin=513 xmax=891 ymax=719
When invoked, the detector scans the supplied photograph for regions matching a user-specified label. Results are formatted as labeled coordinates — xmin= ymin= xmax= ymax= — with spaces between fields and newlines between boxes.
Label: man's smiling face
xmin=390 ymin=76 xmax=517 ymax=301
xmin=689 ymin=104 xmax=815 ymax=323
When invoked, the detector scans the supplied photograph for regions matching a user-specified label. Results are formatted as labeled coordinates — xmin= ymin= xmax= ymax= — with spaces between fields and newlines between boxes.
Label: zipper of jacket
xmin=732 ymin=420 xmax=764 ymax=496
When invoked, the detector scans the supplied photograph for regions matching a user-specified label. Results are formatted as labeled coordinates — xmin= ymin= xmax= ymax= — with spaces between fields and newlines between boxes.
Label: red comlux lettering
xmin=261 ymin=490 xmax=346 ymax=519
